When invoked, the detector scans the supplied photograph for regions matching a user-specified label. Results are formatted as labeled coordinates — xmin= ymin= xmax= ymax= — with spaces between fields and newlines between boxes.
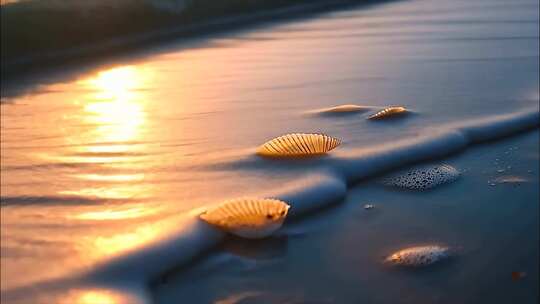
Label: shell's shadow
xmin=219 ymin=234 xmax=289 ymax=261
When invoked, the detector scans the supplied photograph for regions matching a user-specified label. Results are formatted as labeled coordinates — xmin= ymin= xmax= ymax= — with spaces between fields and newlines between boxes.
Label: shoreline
xmin=1 ymin=0 xmax=396 ymax=80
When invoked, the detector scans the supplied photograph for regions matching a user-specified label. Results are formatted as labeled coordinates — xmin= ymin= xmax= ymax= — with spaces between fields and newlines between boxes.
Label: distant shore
xmin=1 ymin=0 xmax=393 ymax=79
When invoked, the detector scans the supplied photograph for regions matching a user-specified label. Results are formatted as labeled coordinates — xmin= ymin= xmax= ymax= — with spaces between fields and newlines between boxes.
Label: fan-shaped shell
xmin=380 ymin=164 xmax=460 ymax=190
xmin=257 ymin=133 xmax=341 ymax=157
xmin=386 ymin=245 xmax=450 ymax=267
xmin=199 ymin=198 xmax=290 ymax=239
xmin=368 ymin=106 xmax=407 ymax=120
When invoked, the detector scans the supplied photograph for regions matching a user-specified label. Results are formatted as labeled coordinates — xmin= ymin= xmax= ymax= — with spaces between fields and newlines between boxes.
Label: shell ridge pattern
xmin=281 ymin=135 xmax=297 ymax=154
xmin=288 ymin=134 xmax=303 ymax=154
xmin=257 ymin=133 xmax=340 ymax=157
xmin=266 ymin=140 xmax=282 ymax=154
xmin=293 ymin=134 xmax=310 ymax=154
xmin=273 ymin=136 xmax=288 ymax=154
xmin=310 ymin=134 xmax=319 ymax=154
xmin=303 ymin=134 xmax=314 ymax=154
xmin=368 ymin=106 xmax=407 ymax=120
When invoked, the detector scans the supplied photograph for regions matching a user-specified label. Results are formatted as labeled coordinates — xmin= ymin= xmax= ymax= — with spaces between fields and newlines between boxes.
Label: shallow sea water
xmin=1 ymin=0 xmax=538 ymax=303
xmin=153 ymin=130 xmax=539 ymax=304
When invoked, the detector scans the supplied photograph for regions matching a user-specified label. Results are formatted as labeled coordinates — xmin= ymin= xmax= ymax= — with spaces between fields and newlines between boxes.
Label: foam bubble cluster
xmin=386 ymin=245 xmax=450 ymax=267
xmin=380 ymin=164 xmax=460 ymax=190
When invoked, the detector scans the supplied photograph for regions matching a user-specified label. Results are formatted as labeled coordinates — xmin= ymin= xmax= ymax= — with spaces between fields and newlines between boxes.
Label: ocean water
xmin=153 ymin=131 xmax=539 ymax=304
xmin=1 ymin=0 xmax=539 ymax=303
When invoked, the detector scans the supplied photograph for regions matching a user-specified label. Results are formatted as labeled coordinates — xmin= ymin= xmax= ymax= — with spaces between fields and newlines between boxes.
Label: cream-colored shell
xmin=493 ymin=175 xmax=528 ymax=184
xmin=385 ymin=245 xmax=450 ymax=267
xmin=257 ymin=133 xmax=341 ymax=157
xmin=313 ymin=104 xmax=371 ymax=114
xmin=199 ymin=198 xmax=290 ymax=239
xmin=321 ymin=104 xmax=369 ymax=113
xmin=368 ymin=106 xmax=407 ymax=120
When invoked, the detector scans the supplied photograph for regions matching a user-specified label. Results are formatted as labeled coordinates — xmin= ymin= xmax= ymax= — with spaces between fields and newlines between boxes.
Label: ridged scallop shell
xmin=368 ymin=106 xmax=407 ymax=120
xmin=257 ymin=133 xmax=341 ymax=157
xmin=380 ymin=164 xmax=460 ymax=190
xmin=386 ymin=245 xmax=450 ymax=267
xmin=200 ymin=198 xmax=290 ymax=239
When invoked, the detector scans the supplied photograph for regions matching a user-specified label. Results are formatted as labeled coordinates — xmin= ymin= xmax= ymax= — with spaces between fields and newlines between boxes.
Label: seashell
xmin=385 ymin=245 xmax=451 ymax=267
xmin=214 ymin=292 xmax=264 ymax=304
xmin=368 ymin=106 xmax=407 ymax=120
xmin=493 ymin=175 xmax=528 ymax=185
xmin=199 ymin=198 xmax=290 ymax=239
xmin=380 ymin=164 xmax=460 ymax=190
xmin=257 ymin=133 xmax=341 ymax=158
xmin=310 ymin=104 xmax=371 ymax=115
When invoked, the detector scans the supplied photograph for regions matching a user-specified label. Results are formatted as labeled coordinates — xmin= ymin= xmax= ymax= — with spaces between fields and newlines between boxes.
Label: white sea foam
xmin=86 ymin=171 xmax=347 ymax=282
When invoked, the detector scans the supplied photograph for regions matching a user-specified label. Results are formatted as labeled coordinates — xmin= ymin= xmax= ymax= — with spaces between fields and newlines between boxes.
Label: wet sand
xmin=153 ymin=130 xmax=539 ymax=304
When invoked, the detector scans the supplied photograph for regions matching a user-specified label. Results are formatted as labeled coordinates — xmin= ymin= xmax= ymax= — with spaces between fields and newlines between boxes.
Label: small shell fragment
xmin=200 ymin=198 xmax=290 ymax=239
xmin=380 ymin=164 xmax=460 ymax=190
xmin=257 ymin=133 xmax=341 ymax=158
xmin=364 ymin=204 xmax=374 ymax=210
xmin=493 ymin=175 xmax=528 ymax=185
xmin=386 ymin=245 xmax=451 ymax=267
xmin=311 ymin=104 xmax=371 ymax=114
xmin=368 ymin=106 xmax=407 ymax=120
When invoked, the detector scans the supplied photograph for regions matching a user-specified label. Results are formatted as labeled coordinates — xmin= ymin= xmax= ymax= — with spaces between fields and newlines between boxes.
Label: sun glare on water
xmin=52 ymin=66 xmax=170 ymax=258
xmin=81 ymin=66 xmax=148 ymax=146
xmin=47 ymin=65 xmax=156 ymax=200
xmin=73 ymin=290 xmax=118 ymax=304
xmin=61 ymin=288 xmax=143 ymax=304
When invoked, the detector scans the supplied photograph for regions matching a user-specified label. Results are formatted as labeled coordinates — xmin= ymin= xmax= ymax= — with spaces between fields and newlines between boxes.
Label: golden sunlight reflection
xmin=72 ymin=291 xmax=117 ymax=304
xmin=83 ymin=101 xmax=144 ymax=145
xmin=44 ymin=65 xmax=152 ymax=164
xmin=50 ymin=65 xmax=156 ymax=200
xmin=82 ymin=218 xmax=177 ymax=258
xmin=72 ymin=209 xmax=197 ymax=262
xmin=87 ymin=66 xmax=141 ymax=99
xmin=71 ymin=206 xmax=160 ymax=221
xmin=71 ymin=173 xmax=145 ymax=182
xmin=80 ymin=66 xmax=148 ymax=145
xmin=62 ymin=288 xmax=141 ymax=304
xmin=58 ymin=184 xmax=152 ymax=200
